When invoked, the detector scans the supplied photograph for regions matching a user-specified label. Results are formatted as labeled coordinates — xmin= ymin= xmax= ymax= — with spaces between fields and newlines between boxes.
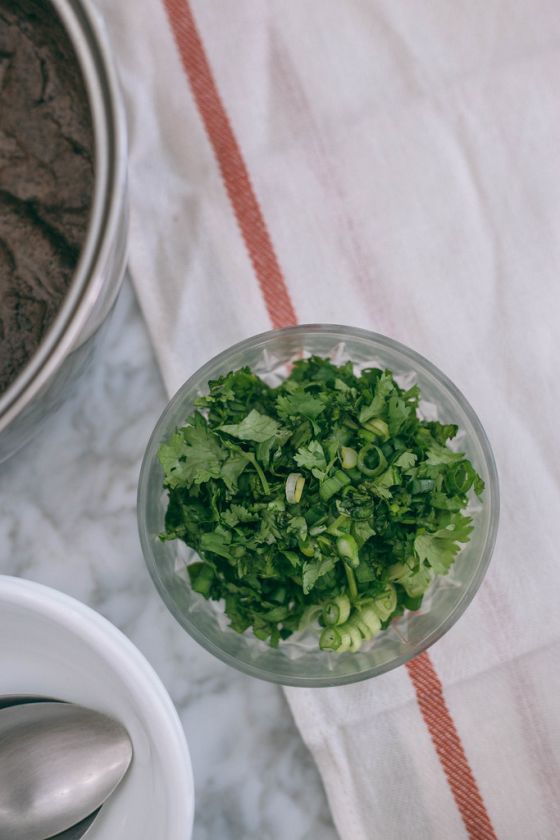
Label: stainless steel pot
xmin=0 ymin=0 xmax=128 ymax=463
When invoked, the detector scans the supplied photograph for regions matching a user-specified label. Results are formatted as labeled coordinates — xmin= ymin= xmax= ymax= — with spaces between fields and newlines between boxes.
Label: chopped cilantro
xmin=294 ymin=440 xmax=328 ymax=479
xmin=158 ymin=357 xmax=484 ymax=653
xmin=219 ymin=409 xmax=281 ymax=443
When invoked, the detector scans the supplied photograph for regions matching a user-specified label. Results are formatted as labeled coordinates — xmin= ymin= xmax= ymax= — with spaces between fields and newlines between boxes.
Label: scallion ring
xmin=340 ymin=446 xmax=358 ymax=469
xmin=362 ymin=417 xmax=389 ymax=439
xmin=336 ymin=534 xmax=360 ymax=568
xmin=445 ymin=460 xmax=475 ymax=495
xmin=322 ymin=593 xmax=352 ymax=626
xmin=357 ymin=444 xmax=387 ymax=477
xmin=285 ymin=472 xmax=305 ymax=504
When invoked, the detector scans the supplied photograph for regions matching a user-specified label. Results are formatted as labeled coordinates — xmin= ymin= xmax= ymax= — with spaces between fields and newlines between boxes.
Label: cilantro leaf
xmin=366 ymin=467 xmax=400 ymax=500
xmin=358 ymin=372 xmax=394 ymax=423
xmin=425 ymin=439 xmax=464 ymax=465
xmin=352 ymin=520 xmax=376 ymax=546
xmin=393 ymin=451 xmax=417 ymax=470
xmin=158 ymin=430 xmax=187 ymax=477
xmin=159 ymin=419 xmax=225 ymax=487
xmin=474 ymin=474 xmax=485 ymax=497
xmin=221 ymin=504 xmax=255 ymax=528
xmin=219 ymin=409 xmax=282 ymax=442
xmin=255 ymin=428 xmax=292 ymax=467
xmin=302 ymin=556 xmax=336 ymax=594
xmin=200 ymin=530 xmax=235 ymax=561
xmin=387 ymin=394 xmax=409 ymax=435
xmin=430 ymin=492 xmax=465 ymax=511
xmin=276 ymin=391 xmax=327 ymax=421
xmin=220 ymin=454 xmax=249 ymax=492
xmin=294 ymin=440 xmax=328 ymax=479
xmin=414 ymin=513 xmax=473 ymax=574
xmin=424 ymin=421 xmax=458 ymax=444
xmin=286 ymin=515 xmax=308 ymax=541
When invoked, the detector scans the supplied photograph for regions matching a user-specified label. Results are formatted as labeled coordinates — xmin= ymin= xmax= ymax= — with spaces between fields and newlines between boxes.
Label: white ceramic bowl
xmin=0 ymin=576 xmax=194 ymax=840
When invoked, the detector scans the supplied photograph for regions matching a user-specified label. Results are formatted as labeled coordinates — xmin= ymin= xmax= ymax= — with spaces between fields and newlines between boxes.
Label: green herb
xmin=219 ymin=409 xmax=281 ymax=442
xmin=158 ymin=358 xmax=484 ymax=653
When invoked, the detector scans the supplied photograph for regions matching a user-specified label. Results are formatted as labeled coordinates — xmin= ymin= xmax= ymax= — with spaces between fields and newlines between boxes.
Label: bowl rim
xmin=0 ymin=0 xmax=128 ymax=435
xmin=138 ymin=324 xmax=500 ymax=687
xmin=0 ymin=575 xmax=194 ymax=838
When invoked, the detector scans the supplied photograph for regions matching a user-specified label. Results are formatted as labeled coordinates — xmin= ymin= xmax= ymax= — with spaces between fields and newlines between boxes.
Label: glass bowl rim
xmin=138 ymin=324 xmax=500 ymax=687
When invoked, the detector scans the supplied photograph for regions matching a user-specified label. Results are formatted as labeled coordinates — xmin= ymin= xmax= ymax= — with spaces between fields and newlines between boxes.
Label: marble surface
xmin=0 ymin=281 xmax=338 ymax=840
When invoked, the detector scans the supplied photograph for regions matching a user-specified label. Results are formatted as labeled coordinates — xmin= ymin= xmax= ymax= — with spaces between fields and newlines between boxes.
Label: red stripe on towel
xmin=163 ymin=0 xmax=297 ymax=330
xmin=407 ymin=653 xmax=498 ymax=839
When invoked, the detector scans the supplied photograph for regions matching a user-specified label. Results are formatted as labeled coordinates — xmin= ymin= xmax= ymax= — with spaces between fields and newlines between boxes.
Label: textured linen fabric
xmin=92 ymin=1 xmax=560 ymax=837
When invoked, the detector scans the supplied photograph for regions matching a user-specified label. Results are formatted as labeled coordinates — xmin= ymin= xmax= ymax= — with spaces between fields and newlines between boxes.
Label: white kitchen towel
xmin=93 ymin=1 xmax=560 ymax=837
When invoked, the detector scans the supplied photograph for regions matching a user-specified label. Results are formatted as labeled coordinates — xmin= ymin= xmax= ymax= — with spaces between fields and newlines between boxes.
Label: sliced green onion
xmin=445 ymin=460 xmax=475 ymax=495
xmin=322 ymin=605 xmax=383 ymax=654
xmin=322 ymin=594 xmax=351 ymax=626
xmin=340 ymin=446 xmax=358 ymax=469
xmin=337 ymin=625 xmax=362 ymax=653
xmin=362 ymin=418 xmax=389 ymax=439
xmin=326 ymin=513 xmax=352 ymax=537
xmin=336 ymin=534 xmax=360 ymax=568
xmin=316 ymin=535 xmax=333 ymax=553
xmin=371 ymin=583 xmax=397 ymax=621
xmin=411 ymin=478 xmax=435 ymax=494
xmin=345 ymin=467 xmax=362 ymax=481
xmin=357 ymin=606 xmax=381 ymax=637
xmin=357 ymin=444 xmax=387 ymax=477
xmin=285 ymin=472 xmax=305 ymax=504
xmin=347 ymin=626 xmax=363 ymax=652
xmin=298 ymin=538 xmax=315 ymax=558
xmin=319 ymin=626 xmax=342 ymax=650
xmin=402 ymin=593 xmax=424 ymax=611
xmin=319 ymin=470 xmax=351 ymax=502
xmin=338 ymin=608 xmax=381 ymax=646
xmin=387 ymin=562 xmax=409 ymax=581
xmin=309 ymin=524 xmax=327 ymax=537
xmin=344 ymin=564 xmax=359 ymax=600
xmin=281 ymin=550 xmax=300 ymax=567
xmin=298 ymin=604 xmax=323 ymax=631
xmin=353 ymin=616 xmax=373 ymax=639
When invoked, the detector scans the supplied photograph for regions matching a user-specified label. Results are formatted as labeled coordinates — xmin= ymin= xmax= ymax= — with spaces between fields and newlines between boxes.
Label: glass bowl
xmin=138 ymin=326 xmax=499 ymax=687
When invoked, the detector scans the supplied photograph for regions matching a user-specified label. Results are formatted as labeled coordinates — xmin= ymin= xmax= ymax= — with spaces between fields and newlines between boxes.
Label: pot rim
xmin=0 ymin=0 xmax=127 ymax=433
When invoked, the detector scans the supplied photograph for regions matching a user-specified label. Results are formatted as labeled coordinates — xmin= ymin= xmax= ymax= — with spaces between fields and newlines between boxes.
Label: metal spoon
xmin=0 ymin=701 xmax=132 ymax=840
xmin=0 ymin=698 xmax=102 ymax=839
xmin=49 ymin=808 xmax=99 ymax=840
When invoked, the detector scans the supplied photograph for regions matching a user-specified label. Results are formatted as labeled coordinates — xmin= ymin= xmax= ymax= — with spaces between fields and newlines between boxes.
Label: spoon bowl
xmin=0 ymin=702 xmax=132 ymax=840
